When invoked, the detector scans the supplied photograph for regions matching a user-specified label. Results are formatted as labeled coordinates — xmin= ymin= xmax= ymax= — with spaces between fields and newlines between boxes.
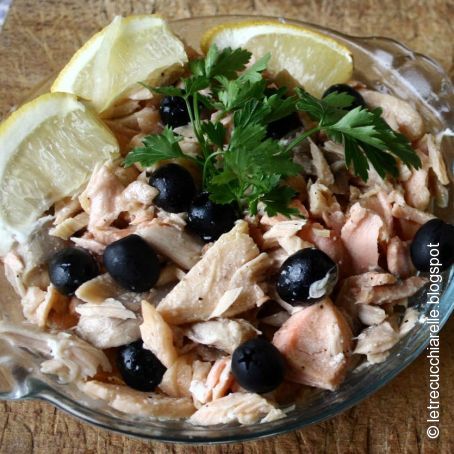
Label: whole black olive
xmin=117 ymin=340 xmax=166 ymax=391
xmin=231 ymin=337 xmax=285 ymax=394
xmin=48 ymin=248 xmax=99 ymax=295
xmin=276 ymin=248 xmax=338 ymax=305
xmin=103 ymin=234 xmax=160 ymax=292
xmin=410 ymin=218 xmax=454 ymax=272
xmin=149 ymin=163 xmax=196 ymax=213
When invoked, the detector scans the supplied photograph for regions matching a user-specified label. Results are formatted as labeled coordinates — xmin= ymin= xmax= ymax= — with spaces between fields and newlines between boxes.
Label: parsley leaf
xmin=294 ymin=88 xmax=421 ymax=180
xmin=232 ymin=99 xmax=267 ymax=127
xmin=232 ymin=93 xmax=297 ymax=129
xmin=191 ymin=45 xmax=251 ymax=80
xmin=322 ymin=91 xmax=356 ymax=109
xmin=370 ymin=110 xmax=422 ymax=169
xmin=295 ymin=88 xmax=345 ymax=125
xmin=263 ymin=92 xmax=297 ymax=123
xmin=229 ymin=122 xmax=266 ymax=150
xmin=201 ymin=121 xmax=226 ymax=148
xmin=214 ymin=54 xmax=270 ymax=111
xmin=124 ymin=127 xmax=191 ymax=168
xmin=260 ymin=186 xmax=299 ymax=217
xmin=237 ymin=54 xmax=271 ymax=83
xmin=184 ymin=76 xmax=210 ymax=97
xmin=148 ymin=84 xmax=184 ymax=97
xmin=208 ymin=120 xmax=301 ymax=215
xmin=206 ymin=180 xmax=238 ymax=205
xmin=249 ymin=141 xmax=301 ymax=177
xmin=216 ymin=77 xmax=267 ymax=111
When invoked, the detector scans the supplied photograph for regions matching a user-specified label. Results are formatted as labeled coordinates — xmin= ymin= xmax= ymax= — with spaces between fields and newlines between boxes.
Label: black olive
xmin=159 ymin=96 xmax=190 ymax=128
xmin=117 ymin=340 xmax=166 ymax=391
xmin=322 ymin=84 xmax=366 ymax=110
xmin=48 ymin=248 xmax=99 ymax=296
xmin=410 ymin=219 xmax=454 ymax=272
xmin=149 ymin=163 xmax=196 ymax=213
xmin=187 ymin=192 xmax=237 ymax=242
xmin=231 ymin=337 xmax=285 ymax=394
xmin=276 ymin=248 xmax=338 ymax=305
xmin=266 ymin=112 xmax=303 ymax=139
xmin=103 ymin=234 xmax=160 ymax=292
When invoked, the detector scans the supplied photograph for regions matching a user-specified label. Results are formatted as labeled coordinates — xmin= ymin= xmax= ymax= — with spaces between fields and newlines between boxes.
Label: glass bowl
xmin=0 ymin=15 xmax=453 ymax=444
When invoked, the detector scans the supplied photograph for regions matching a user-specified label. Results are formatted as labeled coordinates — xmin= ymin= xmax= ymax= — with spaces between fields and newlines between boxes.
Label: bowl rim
xmin=2 ymin=13 xmax=454 ymax=445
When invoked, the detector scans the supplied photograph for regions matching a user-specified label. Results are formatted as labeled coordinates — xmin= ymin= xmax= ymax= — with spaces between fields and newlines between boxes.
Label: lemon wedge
xmin=201 ymin=21 xmax=353 ymax=97
xmin=51 ymin=15 xmax=188 ymax=114
xmin=0 ymin=92 xmax=119 ymax=254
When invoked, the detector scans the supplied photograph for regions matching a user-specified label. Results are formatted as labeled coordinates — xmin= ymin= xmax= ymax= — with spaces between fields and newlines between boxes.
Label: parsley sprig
xmin=288 ymin=88 xmax=422 ymax=181
xmin=124 ymin=126 xmax=197 ymax=167
xmin=124 ymin=44 xmax=421 ymax=216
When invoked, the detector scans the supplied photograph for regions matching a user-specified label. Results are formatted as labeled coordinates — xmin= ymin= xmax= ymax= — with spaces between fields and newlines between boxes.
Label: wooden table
xmin=0 ymin=1 xmax=453 ymax=452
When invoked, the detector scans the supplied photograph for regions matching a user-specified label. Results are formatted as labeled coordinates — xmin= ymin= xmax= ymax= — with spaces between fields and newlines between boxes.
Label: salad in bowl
xmin=0 ymin=14 xmax=453 ymax=440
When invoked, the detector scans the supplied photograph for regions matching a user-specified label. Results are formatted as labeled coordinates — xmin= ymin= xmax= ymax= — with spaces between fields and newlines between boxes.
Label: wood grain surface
xmin=0 ymin=1 xmax=453 ymax=453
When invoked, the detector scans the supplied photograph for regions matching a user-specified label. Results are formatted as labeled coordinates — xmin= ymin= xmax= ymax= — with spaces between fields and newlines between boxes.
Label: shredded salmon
xmin=2 ymin=78 xmax=449 ymax=426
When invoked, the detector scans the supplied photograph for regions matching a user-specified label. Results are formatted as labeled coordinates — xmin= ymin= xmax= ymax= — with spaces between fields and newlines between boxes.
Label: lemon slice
xmin=201 ymin=21 xmax=353 ymax=97
xmin=51 ymin=15 xmax=188 ymax=114
xmin=0 ymin=92 xmax=119 ymax=254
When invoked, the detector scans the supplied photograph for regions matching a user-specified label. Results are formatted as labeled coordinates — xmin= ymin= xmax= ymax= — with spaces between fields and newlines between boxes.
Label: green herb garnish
xmin=124 ymin=44 xmax=421 ymax=216
xmin=290 ymin=88 xmax=422 ymax=181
